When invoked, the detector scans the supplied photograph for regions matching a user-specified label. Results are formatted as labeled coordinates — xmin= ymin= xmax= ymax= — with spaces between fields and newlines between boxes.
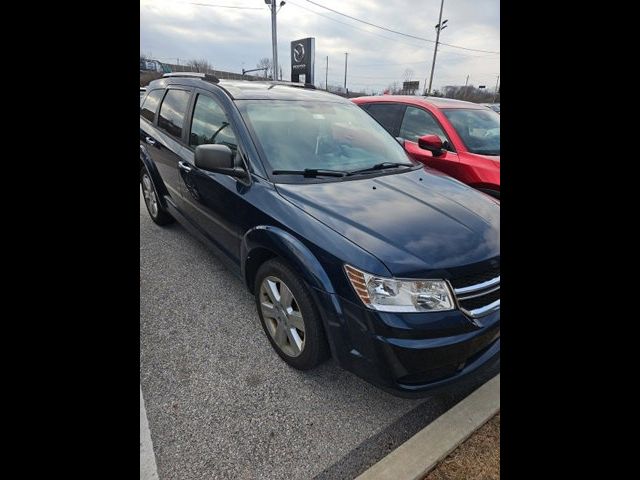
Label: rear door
xmin=398 ymin=105 xmax=460 ymax=174
xmin=147 ymin=87 xmax=194 ymax=204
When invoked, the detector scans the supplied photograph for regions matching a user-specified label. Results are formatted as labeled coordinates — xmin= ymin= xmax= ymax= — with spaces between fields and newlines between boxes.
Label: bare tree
xmin=256 ymin=57 xmax=272 ymax=79
xmin=385 ymin=81 xmax=401 ymax=94
xmin=402 ymin=68 xmax=414 ymax=83
xmin=187 ymin=58 xmax=213 ymax=73
xmin=441 ymin=85 xmax=495 ymax=103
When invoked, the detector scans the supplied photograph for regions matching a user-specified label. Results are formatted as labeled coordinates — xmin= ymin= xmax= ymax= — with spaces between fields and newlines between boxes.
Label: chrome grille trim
xmin=461 ymin=299 xmax=500 ymax=318
xmin=452 ymin=273 xmax=500 ymax=319
xmin=456 ymin=284 xmax=500 ymax=301
xmin=453 ymin=275 xmax=500 ymax=295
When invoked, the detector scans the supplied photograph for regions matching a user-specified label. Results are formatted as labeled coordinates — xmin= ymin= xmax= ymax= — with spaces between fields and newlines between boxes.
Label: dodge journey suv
xmin=139 ymin=73 xmax=500 ymax=396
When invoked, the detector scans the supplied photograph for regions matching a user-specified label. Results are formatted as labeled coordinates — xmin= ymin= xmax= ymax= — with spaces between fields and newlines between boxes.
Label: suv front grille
xmin=450 ymin=262 xmax=500 ymax=318
xmin=449 ymin=262 xmax=500 ymax=289
xmin=458 ymin=288 xmax=500 ymax=312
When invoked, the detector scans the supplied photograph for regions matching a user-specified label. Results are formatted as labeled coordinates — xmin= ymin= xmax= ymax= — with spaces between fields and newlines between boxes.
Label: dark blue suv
xmin=139 ymin=73 xmax=500 ymax=396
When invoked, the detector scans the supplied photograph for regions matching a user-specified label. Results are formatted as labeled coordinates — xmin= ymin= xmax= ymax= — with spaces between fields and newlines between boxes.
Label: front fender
xmin=241 ymin=226 xmax=335 ymax=294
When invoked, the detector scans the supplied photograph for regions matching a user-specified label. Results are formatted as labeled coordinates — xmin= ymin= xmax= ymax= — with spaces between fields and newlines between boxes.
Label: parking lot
xmin=140 ymin=190 xmax=499 ymax=479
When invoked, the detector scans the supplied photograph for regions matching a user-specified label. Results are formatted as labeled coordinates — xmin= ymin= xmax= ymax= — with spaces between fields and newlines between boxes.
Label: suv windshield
xmin=237 ymin=100 xmax=414 ymax=179
xmin=442 ymin=108 xmax=500 ymax=156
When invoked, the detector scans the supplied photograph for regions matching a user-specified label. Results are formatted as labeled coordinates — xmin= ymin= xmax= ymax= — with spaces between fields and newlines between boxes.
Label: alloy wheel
xmin=141 ymin=173 xmax=158 ymax=218
xmin=259 ymin=276 xmax=306 ymax=357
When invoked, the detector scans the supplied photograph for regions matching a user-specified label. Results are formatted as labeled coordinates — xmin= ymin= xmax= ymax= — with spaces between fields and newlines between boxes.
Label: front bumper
xmin=312 ymin=288 xmax=500 ymax=397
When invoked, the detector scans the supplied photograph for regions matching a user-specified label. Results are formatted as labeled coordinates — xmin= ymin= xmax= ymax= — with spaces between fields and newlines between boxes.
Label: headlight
xmin=344 ymin=264 xmax=455 ymax=313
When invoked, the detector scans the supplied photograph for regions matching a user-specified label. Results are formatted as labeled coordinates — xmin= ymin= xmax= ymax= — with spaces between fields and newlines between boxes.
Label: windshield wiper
xmin=271 ymin=168 xmax=348 ymax=177
xmin=346 ymin=162 xmax=415 ymax=176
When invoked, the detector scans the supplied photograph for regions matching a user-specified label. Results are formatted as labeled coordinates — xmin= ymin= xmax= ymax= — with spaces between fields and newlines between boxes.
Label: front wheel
xmin=254 ymin=258 xmax=329 ymax=370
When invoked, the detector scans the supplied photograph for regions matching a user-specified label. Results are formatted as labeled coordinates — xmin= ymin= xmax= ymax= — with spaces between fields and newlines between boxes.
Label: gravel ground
xmin=140 ymin=190 xmax=499 ymax=479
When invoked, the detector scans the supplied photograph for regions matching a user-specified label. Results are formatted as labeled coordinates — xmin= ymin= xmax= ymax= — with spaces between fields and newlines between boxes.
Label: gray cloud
xmin=141 ymin=0 xmax=499 ymax=93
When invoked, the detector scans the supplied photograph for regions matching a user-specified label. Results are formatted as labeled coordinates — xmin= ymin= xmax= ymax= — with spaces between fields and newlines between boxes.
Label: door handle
xmin=145 ymin=136 xmax=156 ymax=146
xmin=178 ymin=161 xmax=193 ymax=173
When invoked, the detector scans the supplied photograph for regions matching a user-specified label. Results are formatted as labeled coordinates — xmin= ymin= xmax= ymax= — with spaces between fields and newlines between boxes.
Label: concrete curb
xmin=140 ymin=385 xmax=160 ymax=480
xmin=355 ymin=374 xmax=500 ymax=480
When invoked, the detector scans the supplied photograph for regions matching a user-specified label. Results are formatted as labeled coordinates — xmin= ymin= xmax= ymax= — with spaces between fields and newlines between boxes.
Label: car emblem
xmin=293 ymin=43 xmax=305 ymax=63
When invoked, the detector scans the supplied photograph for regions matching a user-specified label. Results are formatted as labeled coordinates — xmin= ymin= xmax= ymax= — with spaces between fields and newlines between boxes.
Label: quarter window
xmin=399 ymin=106 xmax=448 ymax=144
xmin=189 ymin=94 xmax=237 ymax=151
xmin=158 ymin=89 xmax=191 ymax=139
xmin=140 ymin=89 xmax=164 ymax=123
xmin=363 ymin=103 xmax=406 ymax=137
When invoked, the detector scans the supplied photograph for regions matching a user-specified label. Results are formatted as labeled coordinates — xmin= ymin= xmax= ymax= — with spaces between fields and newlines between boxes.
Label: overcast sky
xmin=140 ymin=0 xmax=499 ymax=94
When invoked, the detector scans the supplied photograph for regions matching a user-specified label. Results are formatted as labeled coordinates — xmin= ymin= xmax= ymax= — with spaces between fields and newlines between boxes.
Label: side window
xmin=189 ymin=94 xmax=237 ymax=152
xmin=399 ymin=106 xmax=448 ymax=145
xmin=140 ymin=89 xmax=164 ymax=123
xmin=364 ymin=103 xmax=406 ymax=137
xmin=158 ymin=89 xmax=191 ymax=139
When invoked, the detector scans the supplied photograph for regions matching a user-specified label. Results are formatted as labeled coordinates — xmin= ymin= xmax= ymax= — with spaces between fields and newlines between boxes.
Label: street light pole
xmin=270 ymin=1 xmax=278 ymax=80
xmin=344 ymin=52 xmax=348 ymax=92
xmin=266 ymin=1 xmax=285 ymax=81
xmin=326 ymin=56 xmax=329 ymax=91
xmin=426 ymin=0 xmax=446 ymax=96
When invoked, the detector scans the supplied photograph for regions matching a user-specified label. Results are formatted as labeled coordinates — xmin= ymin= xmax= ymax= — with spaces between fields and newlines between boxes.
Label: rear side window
xmin=364 ymin=103 xmax=406 ymax=137
xmin=140 ymin=89 xmax=164 ymax=122
xmin=189 ymin=94 xmax=237 ymax=151
xmin=399 ymin=106 xmax=447 ymax=144
xmin=158 ymin=89 xmax=191 ymax=139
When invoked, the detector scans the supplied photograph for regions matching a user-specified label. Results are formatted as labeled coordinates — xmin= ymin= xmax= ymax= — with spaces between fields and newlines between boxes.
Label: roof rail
xmin=162 ymin=72 xmax=219 ymax=84
xmin=267 ymin=80 xmax=316 ymax=90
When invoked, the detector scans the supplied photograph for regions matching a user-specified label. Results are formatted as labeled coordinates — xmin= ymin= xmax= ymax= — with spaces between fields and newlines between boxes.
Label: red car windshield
xmin=442 ymin=109 xmax=500 ymax=156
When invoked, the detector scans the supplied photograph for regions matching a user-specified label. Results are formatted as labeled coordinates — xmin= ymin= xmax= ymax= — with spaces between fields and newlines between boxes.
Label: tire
xmin=140 ymin=166 xmax=174 ymax=226
xmin=254 ymin=258 xmax=330 ymax=370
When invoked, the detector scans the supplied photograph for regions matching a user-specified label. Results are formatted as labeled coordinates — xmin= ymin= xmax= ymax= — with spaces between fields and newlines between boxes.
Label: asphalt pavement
xmin=139 ymin=189 xmax=499 ymax=480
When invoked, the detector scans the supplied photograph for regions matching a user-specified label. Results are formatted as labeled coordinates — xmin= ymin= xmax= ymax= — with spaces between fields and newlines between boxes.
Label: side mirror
xmin=418 ymin=134 xmax=445 ymax=156
xmin=194 ymin=144 xmax=246 ymax=178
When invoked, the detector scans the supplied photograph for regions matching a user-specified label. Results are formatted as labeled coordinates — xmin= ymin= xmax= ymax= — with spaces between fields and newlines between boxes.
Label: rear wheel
xmin=255 ymin=258 xmax=329 ymax=370
xmin=140 ymin=166 xmax=174 ymax=225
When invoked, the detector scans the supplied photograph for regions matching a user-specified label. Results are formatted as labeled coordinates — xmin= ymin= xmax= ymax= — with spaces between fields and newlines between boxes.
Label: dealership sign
xmin=291 ymin=37 xmax=315 ymax=84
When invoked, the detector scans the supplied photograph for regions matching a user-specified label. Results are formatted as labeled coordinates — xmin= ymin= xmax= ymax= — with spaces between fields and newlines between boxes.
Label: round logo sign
xmin=293 ymin=43 xmax=305 ymax=63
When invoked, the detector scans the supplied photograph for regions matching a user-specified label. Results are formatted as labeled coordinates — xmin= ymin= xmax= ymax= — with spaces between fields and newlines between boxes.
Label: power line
xmin=302 ymin=0 xmax=499 ymax=54
xmin=292 ymin=0 xmax=496 ymax=59
xmin=303 ymin=0 xmax=435 ymax=43
xmin=188 ymin=2 xmax=264 ymax=9
xmin=287 ymin=1 xmax=426 ymax=49
xmin=348 ymin=48 xmax=498 ymax=68
xmin=439 ymin=41 xmax=499 ymax=54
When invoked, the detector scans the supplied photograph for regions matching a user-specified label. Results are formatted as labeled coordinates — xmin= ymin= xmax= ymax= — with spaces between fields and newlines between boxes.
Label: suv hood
xmin=275 ymin=168 xmax=500 ymax=278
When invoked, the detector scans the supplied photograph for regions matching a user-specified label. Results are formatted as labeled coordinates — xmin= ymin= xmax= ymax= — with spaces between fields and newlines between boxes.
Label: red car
xmin=352 ymin=96 xmax=500 ymax=198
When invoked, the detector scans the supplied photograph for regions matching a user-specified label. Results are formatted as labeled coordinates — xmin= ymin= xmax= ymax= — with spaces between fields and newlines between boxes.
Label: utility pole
xmin=426 ymin=0 xmax=446 ymax=96
xmin=266 ymin=1 xmax=286 ymax=81
xmin=465 ymin=75 xmax=469 ymax=86
xmin=326 ymin=56 xmax=329 ymax=91
xmin=493 ymin=74 xmax=500 ymax=102
xmin=344 ymin=52 xmax=348 ymax=91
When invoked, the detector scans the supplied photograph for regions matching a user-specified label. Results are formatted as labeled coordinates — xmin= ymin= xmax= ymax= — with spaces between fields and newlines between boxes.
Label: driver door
xmin=399 ymin=106 xmax=459 ymax=175
xmin=177 ymin=90 xmax=249 ymax=264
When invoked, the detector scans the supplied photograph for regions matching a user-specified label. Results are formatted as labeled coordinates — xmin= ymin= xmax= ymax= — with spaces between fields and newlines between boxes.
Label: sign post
xmin=291 ymin=37 xmax=315 ymax=84
xmin=402 ymin=81 xmax=420 ymax=94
